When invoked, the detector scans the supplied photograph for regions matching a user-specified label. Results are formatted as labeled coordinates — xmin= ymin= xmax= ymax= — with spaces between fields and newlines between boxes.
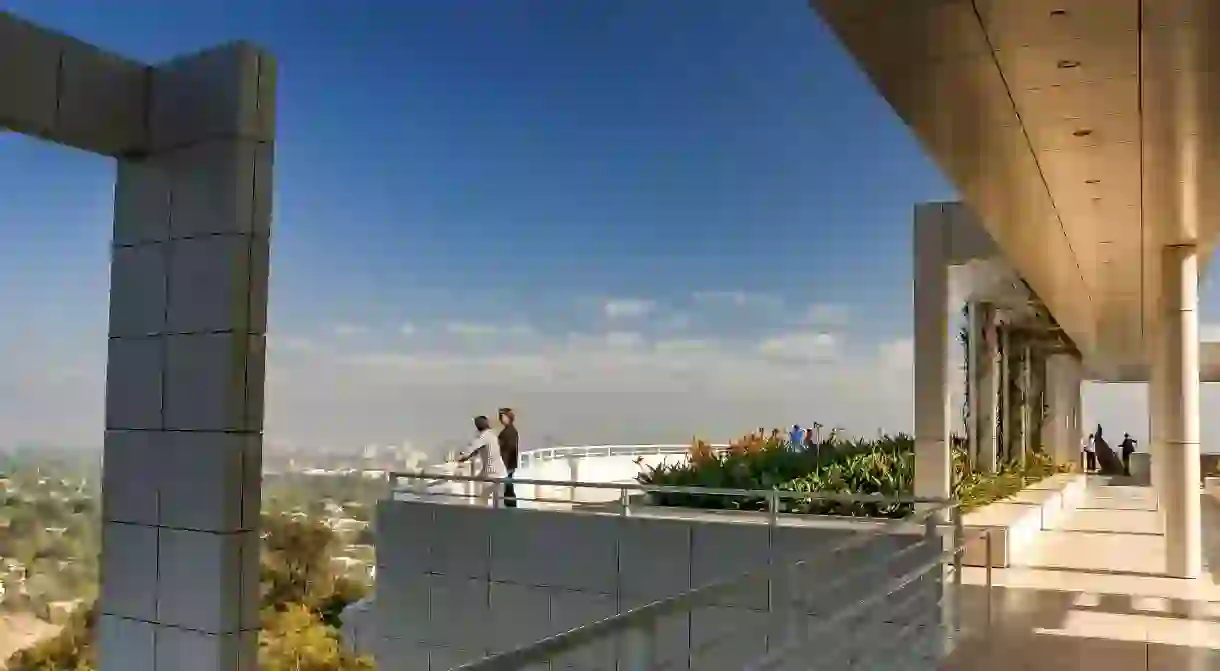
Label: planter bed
xmin=961 ymin=473 xmax=1087 ymax=568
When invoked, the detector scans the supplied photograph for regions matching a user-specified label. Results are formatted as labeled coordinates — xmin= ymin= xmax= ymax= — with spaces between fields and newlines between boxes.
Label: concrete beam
xmin=0 ymin=11 xmax=148 ymax=155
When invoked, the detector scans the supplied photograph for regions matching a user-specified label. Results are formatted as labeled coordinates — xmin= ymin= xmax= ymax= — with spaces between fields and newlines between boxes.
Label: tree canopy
xmin=7 ymin=514 xmax=373 ymax=670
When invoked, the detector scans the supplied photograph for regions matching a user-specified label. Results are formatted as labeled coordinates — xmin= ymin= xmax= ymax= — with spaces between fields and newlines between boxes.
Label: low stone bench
xmin=961 ymin=473 xmax=1087 ymax=568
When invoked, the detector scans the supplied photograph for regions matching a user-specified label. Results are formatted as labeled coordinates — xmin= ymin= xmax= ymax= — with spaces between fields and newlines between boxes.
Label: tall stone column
xmin=1156 ymin=245 xmax=1202 ymax=579
xmin=1149 ymin=319 xmax=1166 ymax=508
xmin=999 ymin=327 xmax=1012 ymax=466
xmin=1020 ymin=342 xmax=1033 ymax=469
xmin=1064 ymin=356 xmax=1084 ymax=468
xmin=99 ymin=44 xmax=275 ymax=669
xmin=979 ymin=306 xmax=999 ymax=474
xmin=913 ymin=205 xmax=952 ymax=507
xmin=965 ymin=301 xmax=983 ymax=470
xmin=1044 ymin=354 xmax=1078 ymax=467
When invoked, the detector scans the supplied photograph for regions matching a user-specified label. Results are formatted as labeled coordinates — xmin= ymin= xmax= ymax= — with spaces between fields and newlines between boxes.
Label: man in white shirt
xmin=1082 ymin=433 xmax=1096 ymax=473
xmin=458 ymin=415 xmax=507 ymax=506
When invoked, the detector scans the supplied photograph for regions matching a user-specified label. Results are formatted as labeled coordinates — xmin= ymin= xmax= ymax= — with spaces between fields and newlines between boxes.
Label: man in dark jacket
xmin=1120 ymin=433 xmax=1138 ymax=477
xmin=498 ymin=408 xmax=520 ymax=508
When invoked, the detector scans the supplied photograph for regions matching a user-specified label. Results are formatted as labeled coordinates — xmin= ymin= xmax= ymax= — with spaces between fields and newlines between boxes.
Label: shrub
xmin=638 ymin=433 xmax=1063 ymax=518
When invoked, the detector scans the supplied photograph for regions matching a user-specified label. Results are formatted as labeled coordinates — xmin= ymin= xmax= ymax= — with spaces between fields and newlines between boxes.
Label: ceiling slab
xmin=810 ymin=0 xmax=1220 ymax=381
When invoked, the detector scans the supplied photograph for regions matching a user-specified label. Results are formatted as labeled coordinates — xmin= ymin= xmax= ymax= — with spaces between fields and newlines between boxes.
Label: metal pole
xmin=767 ymin=490 xmax=780 ymax=526
xmin=950 ymin=506 xmax=964 ymax=649
xmin=620 ymin=487 xmax=631 ymax=517
xmin=984 ymin=530 xmax=994 ymax=633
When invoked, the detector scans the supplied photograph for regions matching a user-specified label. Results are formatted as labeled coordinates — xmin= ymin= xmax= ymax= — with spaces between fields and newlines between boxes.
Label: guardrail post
xmin=923 ymin=508 xmax=951 ymax=659
xmin=950 ymin=505 xmax=963 ymax=652
xmin=984 ymin=530 xmax=994 ymax=633
xmin=620 ymin=487 xmax=631 ymax=517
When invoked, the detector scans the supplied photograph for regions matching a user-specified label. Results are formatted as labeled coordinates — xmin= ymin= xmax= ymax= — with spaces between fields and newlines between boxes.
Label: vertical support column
xmin=1020 ymin=342 xmax=1033 ymax=469
xmin=1150 ymin=321 xmax=1166 ymax=507
xmin=966 ymin=301 xmax=982 ymax=470
xmin=913 ymin=205 xmax=952 ymax=508
xmin=1158 ymin=245 xmax=1202 ymax=579
xmin=999 ymin=327 xmax=1011 ymax=466
xmin=99 ymin=44 xmax=276 ymax=670
xmin=979 ymin=306 xmax=999 ymax=474
xmin=1043 ymin=354 xmax=1076 ymax=467
xmin=1064 ymin=356 xmax=1084 ymax=468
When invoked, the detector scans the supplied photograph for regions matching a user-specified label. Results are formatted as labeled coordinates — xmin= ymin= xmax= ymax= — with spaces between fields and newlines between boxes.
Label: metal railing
xmin=385 ymin=470 xmax=993 ymax=671
xmin=516 ymin=443 xmax=729 ymax=470
xmin=390 ymin=469 xmax=946 ymax=517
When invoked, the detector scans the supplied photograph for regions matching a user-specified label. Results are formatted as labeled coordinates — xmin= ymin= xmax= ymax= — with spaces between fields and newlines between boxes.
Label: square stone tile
xmin=156 ymin=528 xmax=253 ymax=633
xmin=104 ymin=336 xmax=164 ymax=430
xmin=109 ymin=243 xmax=168 ymax=338
xmin=100 ymin=522 xmax=159 ymax=621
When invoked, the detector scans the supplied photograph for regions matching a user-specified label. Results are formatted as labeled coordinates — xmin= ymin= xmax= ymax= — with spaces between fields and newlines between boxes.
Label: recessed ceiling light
xmin=1073 ymin=129 xmax=1094 ymax=137
xmin=1050 ymin=9 xmax=1068 ymax=17
xmin=1085 ymin=179 xmax=1100 ymax=184
xmin=1057 ymin=59 xmax=1081 ymax=69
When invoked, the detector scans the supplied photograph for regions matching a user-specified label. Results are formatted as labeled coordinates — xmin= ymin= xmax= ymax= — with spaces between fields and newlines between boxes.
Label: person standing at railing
xmin=789 ymin=424 xmax=803 ymax=451
xmin=1082 ymin=432 xmax=1096 ymax=473
xmin=457 ymin=415 xmax=507 ymax=506
xmin=498 ymin=408 xmax=519 ymax=508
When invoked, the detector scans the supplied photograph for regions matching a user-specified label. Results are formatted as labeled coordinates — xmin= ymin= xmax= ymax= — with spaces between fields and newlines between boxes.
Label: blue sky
xmin=0 ymin=0 xmax=1211 ymax=452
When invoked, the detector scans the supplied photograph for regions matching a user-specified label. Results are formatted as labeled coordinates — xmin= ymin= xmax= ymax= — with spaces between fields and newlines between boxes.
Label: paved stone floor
xmin=947 ymin=479 xmax=1220 ymax=670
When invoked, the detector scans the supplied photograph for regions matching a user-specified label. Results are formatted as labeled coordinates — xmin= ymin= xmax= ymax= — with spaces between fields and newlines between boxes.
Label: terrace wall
xmin=361 ymin=501 xmax=945 ymax=671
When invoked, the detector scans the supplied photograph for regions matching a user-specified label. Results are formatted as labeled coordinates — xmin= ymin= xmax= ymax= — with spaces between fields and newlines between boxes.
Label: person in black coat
xmin=498 ymin=408 xmax=520 ymax=508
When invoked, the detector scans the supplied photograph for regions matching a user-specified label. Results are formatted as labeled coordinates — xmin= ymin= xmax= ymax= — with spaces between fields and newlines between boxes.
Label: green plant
xmin=638 ymin=432 xmax=1060 ymax=518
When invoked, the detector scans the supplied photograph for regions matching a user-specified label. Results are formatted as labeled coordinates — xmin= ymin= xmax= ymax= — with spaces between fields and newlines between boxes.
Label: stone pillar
xmin=965 ymin=301 xmax=983 ymax=470
xmin=979 ymin=306 xmax=999 ymax=474
xmin=1020 ymin=342 xmax=1033 ymax=469
xmin=1157 ymin=245 xmax=1202 ymax=579
xmin=1044 ymin=354 xmax=1077 ymax=467
xmin=1150 ymin=321 xmax=1166 ymax=507
xmin=99 ymin=44 xmax=275 ymax=670
xmin=1065 ymin=356 xmax=1084 ymax=468
xmin=913 ymin=205 xmax=952 ymax=506
xmin=999 ymin=327 xmax=1012 ymax=467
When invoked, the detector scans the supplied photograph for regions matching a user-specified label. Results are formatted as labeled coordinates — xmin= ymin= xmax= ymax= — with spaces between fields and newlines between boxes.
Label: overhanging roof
xmin=810 ymin=0 xmax=1220 ymax=380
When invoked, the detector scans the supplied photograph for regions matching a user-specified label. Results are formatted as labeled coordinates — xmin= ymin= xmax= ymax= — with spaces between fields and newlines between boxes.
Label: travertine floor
xmin=948 ymin=479 xmax=1220 ymax=670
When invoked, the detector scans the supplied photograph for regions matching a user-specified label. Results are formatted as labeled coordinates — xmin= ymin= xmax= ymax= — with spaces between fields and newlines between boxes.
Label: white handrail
xmin=430 ymin=442 xmax=731 ymax=471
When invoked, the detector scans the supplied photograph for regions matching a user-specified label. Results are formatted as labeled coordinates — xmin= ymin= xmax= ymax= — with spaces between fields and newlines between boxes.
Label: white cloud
xmin=603 ymin=298 xmax=655 ymax=319
xmin=757 ymin=331 xmax=838 ymax=362
xmin=443 ymin=321 xmax=535 ymax=339
xmin=692 ymin=290 xmax=782 ymax=309
xmin=332 ymin=323 xmax=370 ymax=337
xmin=604 ymin=331 xmax=645 ymax=349
xmin=0 ymin=322 xmax=940 ymax=459
xmin=878 ymin=337 xmax=913 ymax=370
xmin=400 ymin=323 xmax=417 ymax=337
xmin=445 ymin=322 xmax=501 ymax=337
xmin=272 ymin=336 xmax=318 ymax=353
xmin=661 ymin=313 xmax=692 ymax=331
xmin=251 ymin=325 xmax=921 ymax=451
xmin=803 ymin=303 xmax=850 ymax=326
